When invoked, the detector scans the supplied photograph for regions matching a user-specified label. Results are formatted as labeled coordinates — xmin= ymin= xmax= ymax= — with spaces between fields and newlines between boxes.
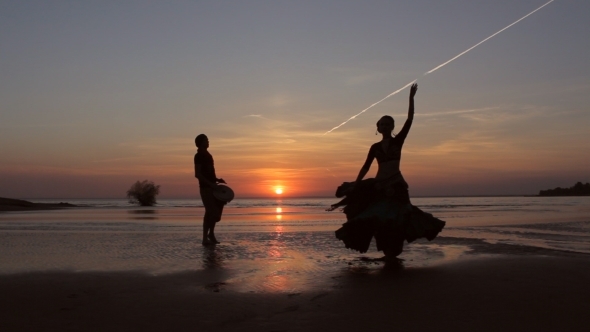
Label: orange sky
xmin=1 ymin=100 xmax=588 ymax=199
xmin=1 ymin=1 xmax=589 ymax=198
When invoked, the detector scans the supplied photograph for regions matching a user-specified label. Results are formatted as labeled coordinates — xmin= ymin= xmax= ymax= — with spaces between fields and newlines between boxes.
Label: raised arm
xmin=397 ymin=83 xmax=417 ymax=141
xmin=408 ymin=83 xmax=417 ymax=119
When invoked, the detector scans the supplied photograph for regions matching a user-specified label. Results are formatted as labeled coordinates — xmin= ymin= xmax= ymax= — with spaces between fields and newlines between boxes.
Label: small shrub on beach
xmin=126 ymin=180 xmax=160 ymax=206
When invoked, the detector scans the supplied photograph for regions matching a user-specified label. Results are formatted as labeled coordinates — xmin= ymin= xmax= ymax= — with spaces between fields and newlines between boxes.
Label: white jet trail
xmin=323 ymin=80 xmax=416 ymax=135
xmin=324 ymin=0 xmax=555 ymax=135
xmin=425 ymin=0 xmax=554 ymax=75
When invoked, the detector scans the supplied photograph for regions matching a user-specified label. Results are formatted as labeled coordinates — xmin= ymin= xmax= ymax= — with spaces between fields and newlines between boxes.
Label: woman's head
xmin=195 ymin=134 xmax=209 ymax=149
xmin=376 ymin=115 xmax=394 ymax=134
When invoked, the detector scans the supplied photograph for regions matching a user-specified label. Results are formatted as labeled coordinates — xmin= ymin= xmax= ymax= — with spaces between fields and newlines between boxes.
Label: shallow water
xmin=0 ymin=196 xmax=589 ymax=292
xmin=0 ymin=231 xmax=476 ymax=293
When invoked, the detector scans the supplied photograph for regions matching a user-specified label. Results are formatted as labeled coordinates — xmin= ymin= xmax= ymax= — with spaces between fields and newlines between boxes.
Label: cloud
xmin=266 ymin=94 xmax=294 ymax=108
xmin=0 ymin=122 xmax=82 ymax=129
xmin=408 ymin=132 xmax=503 ymax=156
xmin=418 ymin=107 xmax=500 ymax=117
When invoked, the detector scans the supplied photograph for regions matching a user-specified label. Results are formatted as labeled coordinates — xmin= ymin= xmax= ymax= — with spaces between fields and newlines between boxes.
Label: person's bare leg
xmin=207 ymin=204 xmax=222 ymax=244
xmin=383 ymin=236 xmax=404 ymax=260
xmin=202 ymin=219 xmax=212 ymax=245
xmin=208 ymin=223 xmax=220 ymax=244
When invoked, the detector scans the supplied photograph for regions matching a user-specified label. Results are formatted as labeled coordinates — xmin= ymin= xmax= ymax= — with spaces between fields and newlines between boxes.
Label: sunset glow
xmin=0 ymin=1 xmax=588 ymax=199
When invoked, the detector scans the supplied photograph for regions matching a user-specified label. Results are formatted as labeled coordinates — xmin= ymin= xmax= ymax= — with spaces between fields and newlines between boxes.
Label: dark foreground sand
xmin=2 ymin=255 xmax=589 ymax=332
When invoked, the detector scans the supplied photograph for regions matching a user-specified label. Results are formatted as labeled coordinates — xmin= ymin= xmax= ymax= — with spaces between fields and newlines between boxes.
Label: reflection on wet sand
xmin=128 ymin=209 xmax=158 ymax=220
xmin=263 ymin=231 xmax=290 ymax=292
xmin=0 ymin=229 xmax=530 ymax=295
xmin=202 ymin=246 xmax=224 ymax=269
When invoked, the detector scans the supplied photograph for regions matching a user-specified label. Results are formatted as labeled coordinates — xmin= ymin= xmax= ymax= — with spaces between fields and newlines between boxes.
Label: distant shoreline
xmin=0 ymin=197 xmax=76 ymax=212
xmin=8 ymin=194 xmax=547 ymax=200
xmin=2 ymin=195 xmax=586 ymax=211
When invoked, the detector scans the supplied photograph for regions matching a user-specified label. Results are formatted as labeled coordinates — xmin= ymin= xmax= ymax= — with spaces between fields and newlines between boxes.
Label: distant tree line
xmin=539 ymin=182 xmax=590 ymax=196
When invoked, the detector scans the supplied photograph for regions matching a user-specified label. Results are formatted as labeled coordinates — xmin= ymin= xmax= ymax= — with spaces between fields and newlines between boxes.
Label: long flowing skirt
xmin=332 ymin=178 xmax=445 ymax=256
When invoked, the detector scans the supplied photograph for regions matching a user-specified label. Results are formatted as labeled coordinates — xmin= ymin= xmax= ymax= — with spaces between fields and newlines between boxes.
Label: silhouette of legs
xmin=202 ymin=220 xmax=219 ymax=245
xmin=207 ymin=223 xmax=220 ymax=244
xmin=200 ymin=188 xmax=224 ymax=245
xmin=382 ymin=236 xmax=404 ymax=258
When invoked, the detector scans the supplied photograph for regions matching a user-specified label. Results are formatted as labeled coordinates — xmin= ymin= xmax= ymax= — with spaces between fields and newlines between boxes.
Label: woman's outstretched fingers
xmin=410 ymin=83 xmax=418 ymax=97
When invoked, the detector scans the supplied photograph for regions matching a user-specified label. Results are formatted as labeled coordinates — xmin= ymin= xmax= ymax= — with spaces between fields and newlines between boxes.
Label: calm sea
xmin=1 ymin=196 xmax=589 ymax=278
xmin=14 ymin=195 xmax=590 ymax=228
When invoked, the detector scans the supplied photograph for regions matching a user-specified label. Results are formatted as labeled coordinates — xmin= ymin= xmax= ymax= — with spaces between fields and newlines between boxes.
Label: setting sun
xmin=275 ymin=188 xmax=283 ymax=195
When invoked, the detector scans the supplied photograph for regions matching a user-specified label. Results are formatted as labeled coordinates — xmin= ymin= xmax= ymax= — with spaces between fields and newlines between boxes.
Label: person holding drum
xmin=194 ymin=134 xmax=231 ymax=245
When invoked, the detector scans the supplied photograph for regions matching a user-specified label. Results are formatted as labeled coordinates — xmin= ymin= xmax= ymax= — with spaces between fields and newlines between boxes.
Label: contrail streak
xmin=324 ymin=0 xmax=555 ymax=135
xmin=425 ymin=0 xmax=554 ymax=75
xmin=323 ymin=80 xmax=416 ymax=135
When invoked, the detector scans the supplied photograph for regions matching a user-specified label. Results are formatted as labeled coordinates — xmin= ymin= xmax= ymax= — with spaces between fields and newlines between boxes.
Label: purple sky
xmin=1 ymin=0 xmax=589 ymax=198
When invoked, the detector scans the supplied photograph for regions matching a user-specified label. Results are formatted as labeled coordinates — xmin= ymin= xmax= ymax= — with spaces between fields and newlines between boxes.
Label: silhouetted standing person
xmin=330 ymin=84 xmax=445 ymax=260
xmin=194 ymin=134 xmax=226 ymax=245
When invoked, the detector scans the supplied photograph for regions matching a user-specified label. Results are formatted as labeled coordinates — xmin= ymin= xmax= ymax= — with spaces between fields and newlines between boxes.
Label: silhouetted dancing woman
xmin=330 ymin=84 xmax=445 ymax=259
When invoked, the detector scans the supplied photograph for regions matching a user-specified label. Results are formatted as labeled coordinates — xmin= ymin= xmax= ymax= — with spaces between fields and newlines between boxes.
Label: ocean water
xmin=0 ymin=196 xmax=589 ymax=291
xmin=4 ymin=196 xmax=589 ymax=231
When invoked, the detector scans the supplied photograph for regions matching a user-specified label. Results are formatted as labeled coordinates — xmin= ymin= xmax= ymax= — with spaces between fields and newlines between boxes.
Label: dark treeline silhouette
xmin=539 ymin=182 xmax=590 ymax=196
xmin=0 ymin=197 xmax=75 ymax=212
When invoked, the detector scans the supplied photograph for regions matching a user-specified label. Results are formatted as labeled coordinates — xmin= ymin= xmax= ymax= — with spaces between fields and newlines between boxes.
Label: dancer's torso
xmin=371 ymin=138 xmax=403 ymax=180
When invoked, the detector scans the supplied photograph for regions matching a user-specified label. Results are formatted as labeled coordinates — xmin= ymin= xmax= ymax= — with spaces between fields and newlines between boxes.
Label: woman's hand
xmin=217 ymin=178 xmax=227 ymax=184
xmin=410 ymin=83 xmax=418 ymax=98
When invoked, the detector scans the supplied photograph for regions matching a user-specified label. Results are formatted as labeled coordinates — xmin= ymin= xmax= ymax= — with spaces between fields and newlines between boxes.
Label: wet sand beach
xmin=1 ymin=254 xmax=589 ymax=332
xmin=1 ymin=198 xmax=589 ymax=331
